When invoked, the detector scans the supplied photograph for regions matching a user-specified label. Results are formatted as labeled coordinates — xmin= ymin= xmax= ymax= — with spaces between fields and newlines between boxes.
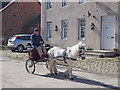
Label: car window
xmin=25 ymin=36 xmax=31 ymax=40
xmin=19 ymin=36 xmax=31 ymax=40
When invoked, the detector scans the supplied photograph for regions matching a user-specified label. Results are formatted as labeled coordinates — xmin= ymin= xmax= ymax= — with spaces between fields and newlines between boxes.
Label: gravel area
xmin=1 ymin=50 xmax=29 ymax=60
xmin=74 ymin=58 xmax=120 ymax=76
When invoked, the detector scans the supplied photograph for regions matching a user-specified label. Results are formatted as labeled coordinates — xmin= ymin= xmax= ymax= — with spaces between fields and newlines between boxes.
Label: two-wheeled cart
xmin=25 ymin=45 xmax=50 ymax=74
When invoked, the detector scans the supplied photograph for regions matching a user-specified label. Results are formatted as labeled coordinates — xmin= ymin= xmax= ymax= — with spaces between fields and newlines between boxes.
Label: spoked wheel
xmin=25 ymin=59 xmax=35 ymax=74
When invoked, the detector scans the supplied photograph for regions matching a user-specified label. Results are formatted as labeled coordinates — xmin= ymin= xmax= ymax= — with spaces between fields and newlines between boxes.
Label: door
xmin=102 ymin=16 xmax=116 ymax=50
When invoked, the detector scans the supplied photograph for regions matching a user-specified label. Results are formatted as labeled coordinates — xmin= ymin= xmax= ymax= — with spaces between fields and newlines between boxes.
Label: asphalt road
xmin=0 ymin=56 xmax=119 ymax=89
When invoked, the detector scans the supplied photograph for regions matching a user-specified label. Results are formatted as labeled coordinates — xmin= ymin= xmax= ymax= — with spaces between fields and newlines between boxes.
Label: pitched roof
xmin=0 ymin=0 xmax=41 ymax=12
xmin=0 ymin=0 xmax=15 ymax=12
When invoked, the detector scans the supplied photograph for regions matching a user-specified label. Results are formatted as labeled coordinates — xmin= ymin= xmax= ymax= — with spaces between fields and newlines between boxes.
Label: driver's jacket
xmin=31 ymin=33 xmax=44 ymax=48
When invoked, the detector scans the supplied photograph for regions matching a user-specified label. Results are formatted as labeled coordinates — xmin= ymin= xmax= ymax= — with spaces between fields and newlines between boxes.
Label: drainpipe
xmin=0 ymin=1 xmax=2 ymax=9
xmin=44 ymin=1 xmax=47 ymax=41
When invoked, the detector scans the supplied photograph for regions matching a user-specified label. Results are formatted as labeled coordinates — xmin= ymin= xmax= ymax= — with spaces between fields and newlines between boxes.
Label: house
xmin=0 ymin=2 xmax=2 ymax=9
xmin=0 ymin=11 xmax=2 ymax=46
xmin=1 ymin=0 xmax=41 ymax=45
xmin=0 ymin=1 xmax=2 ymax=45
xmin=41 ymin=0 xmax=120 ymax=51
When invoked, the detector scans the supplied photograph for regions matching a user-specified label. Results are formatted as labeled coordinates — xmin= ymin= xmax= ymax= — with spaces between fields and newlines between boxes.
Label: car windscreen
xmin=9 ymin=36 xmax=17 ymax=41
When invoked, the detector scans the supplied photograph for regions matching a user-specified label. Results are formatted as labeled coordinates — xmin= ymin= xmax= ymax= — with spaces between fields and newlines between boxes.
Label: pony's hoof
xmin=65 ymin=75 xmax=66 ymax=77
xmin=55 ymin=73 xmax=57 ymax=75
xmin=70 ymin=78 xmax=74 ymax=80
xmin=51 ymin=73 xmax=54 ymax=75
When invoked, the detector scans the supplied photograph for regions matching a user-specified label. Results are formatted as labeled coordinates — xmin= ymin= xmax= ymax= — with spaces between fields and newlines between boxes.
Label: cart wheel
xmin=25 ymin=59 xmax=35 ymax=74
xmin=46 ymin=60 xmax=50 ymax=69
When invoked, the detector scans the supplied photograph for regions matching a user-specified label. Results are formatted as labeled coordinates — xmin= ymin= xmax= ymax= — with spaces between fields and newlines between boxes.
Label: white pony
xmin=47 ymin=42 xmax=86 ymax=80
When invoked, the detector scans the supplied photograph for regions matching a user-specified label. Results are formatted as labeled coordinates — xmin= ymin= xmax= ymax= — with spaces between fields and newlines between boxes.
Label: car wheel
xmin=11 ymin=49 xmax=16 ymax=52
xmin=17 ymin=45 xmax=24 ymax=52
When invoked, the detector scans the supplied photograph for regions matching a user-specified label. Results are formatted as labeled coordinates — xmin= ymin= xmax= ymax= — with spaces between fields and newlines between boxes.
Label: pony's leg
xmin=65 ymin=69 xmax=69 ymax=78
xmin=53 ymin=60 xmax=57 ymax=75
xmin=67 ymin=60 xmax=74 ymax=80
xmin=69 ymin=67 xmax=73 ymax=80
xmin=49 ymin=59 xmax=54 ymax=75
xmin=65 ymin=60 xmax=70 ymax=78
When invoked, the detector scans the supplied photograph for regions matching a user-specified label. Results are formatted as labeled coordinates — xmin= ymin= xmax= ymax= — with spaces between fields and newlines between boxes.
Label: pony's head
xmin=77 ymin=42 xmax=86 ymax=60
xmin=45 ymin=44 xmax=52 ymax=52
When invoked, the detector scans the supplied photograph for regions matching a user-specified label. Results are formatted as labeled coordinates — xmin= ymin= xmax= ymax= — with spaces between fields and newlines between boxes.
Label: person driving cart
xmin=31 ymin=28 xmax=44 ymax=58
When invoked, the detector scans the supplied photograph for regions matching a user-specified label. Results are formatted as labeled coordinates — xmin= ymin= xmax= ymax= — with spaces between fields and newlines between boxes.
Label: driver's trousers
xmin=36 ymin=46 xmax=43 ymax=57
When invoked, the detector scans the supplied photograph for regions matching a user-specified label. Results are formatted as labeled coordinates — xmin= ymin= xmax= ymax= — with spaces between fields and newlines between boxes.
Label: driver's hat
xmin=34 ymin=28 xmax=39 ymax=32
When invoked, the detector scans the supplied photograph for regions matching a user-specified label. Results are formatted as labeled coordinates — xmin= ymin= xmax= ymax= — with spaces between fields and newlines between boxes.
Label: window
xmin=47 ymin=0 xmax=52 ymax=9
xmin=62 ymin=0 xmax=68 ymax=7
xmin=25 ymin=36 xmax=31 ymax=40
xmin=79 ymin=0 xmax=86 ymax=4
xmin=78 ymin=19 xmax=86 ymax=39
xmin=47 ymin=22 xmax=52 ymax=39
xmin=19 ymin=36 xmax=31 ymax=40
xmin=62 ymin=20 xmax=68 ymax=39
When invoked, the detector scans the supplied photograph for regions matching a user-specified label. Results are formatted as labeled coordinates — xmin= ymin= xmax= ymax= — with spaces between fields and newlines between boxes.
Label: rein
xmin=63 ymin=49 xmax=77 ymax=63
xmin=63 ymin=49 xmax=67 ymax=63
xmin=67 ymin=58 xmax=77 ymax=61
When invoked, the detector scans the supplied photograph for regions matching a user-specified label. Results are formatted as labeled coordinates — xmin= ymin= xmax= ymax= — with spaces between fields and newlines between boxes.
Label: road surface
xmin=0 ymin=56 xmax=119 ymax=89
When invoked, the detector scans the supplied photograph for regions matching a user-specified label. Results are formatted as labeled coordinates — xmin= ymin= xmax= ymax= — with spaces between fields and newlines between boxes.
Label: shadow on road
xmin=34 ymin=72 xmax=120 ymax=90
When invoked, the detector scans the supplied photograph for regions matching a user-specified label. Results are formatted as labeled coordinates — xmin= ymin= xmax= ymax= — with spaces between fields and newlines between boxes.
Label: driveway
xmin=1 ymin=55 xmax=119 ymax=89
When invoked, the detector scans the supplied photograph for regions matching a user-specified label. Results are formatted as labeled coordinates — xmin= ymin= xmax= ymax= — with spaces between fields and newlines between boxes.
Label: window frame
xmin=79 ymin=0 xmax=86 ymax=4
xmin=61 ymin=20 xmax=68 ymax=39
xmin=78 ymin=18 xmax=86 ymax=40
xmin=47 ymin=0 xmax=52 ymax=10
xmin=62 ymin=0 xmax=68 ymax=7
xmin=47 ymin=22 xmax=52 ymax=39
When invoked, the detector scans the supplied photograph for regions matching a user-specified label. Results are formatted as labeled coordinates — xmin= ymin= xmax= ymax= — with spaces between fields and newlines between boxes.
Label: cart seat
xmin=28 ymin=48 xmax=48 ymax=61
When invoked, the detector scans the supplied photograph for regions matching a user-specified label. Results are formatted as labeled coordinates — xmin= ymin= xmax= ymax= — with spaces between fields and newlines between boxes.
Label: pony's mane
xmin=66 ymin=42 xmax=84 ymax=58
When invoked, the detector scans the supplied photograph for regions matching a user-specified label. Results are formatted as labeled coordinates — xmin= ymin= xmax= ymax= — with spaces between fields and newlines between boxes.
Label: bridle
xmin=63 ymin=45 xmax=85 ymax=63
xmin=79 ymin=46 xmax=85 ymax=57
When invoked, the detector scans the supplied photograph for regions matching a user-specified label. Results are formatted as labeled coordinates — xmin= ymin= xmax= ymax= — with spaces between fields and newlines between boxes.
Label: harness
xmin=63 ymin=49 xmax=77 ymax=64
xmin=63 ymin=47 xmax=85 ymax=63
xmin=63 ymin=49 xmax=67 ymax=63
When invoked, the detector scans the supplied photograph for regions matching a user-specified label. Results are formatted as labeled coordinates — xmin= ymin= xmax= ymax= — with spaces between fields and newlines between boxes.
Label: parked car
xmin=7 ymin=34 xmax=32 ymax=52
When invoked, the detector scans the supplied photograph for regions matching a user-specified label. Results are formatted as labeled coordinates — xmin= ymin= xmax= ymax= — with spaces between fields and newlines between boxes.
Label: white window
xmin=47 ymin=0 xmax=52 ymax=9
xmin=62 ymin=20 xmax=68 ymax=39
xmin=79 ymin=0 xmax=86 ymax=4
xmin=62 ymin=0 xmax=68 ymax=7
xmin=47 ymin=22 xmax=52 ymax=39
xmin=78 ymin=19 xmax=86 ymax=39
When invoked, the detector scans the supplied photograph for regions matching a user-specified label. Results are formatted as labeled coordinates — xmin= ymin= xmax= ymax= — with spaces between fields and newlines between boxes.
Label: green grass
xmin=116 ymin=57 xmax=120 ymax=60
xmin=0 ymin=49 xmax=10 ymax=51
